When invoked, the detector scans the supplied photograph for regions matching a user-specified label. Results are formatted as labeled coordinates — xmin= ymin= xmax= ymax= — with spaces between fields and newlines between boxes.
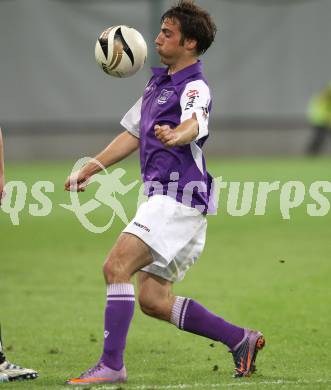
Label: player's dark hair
xmin=161 ymin=0 xmax=217 ymax=55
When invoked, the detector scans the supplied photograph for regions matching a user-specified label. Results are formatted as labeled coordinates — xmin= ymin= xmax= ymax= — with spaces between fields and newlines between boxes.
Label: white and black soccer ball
xmin=95 ymin=25 xmax=147 ymax=78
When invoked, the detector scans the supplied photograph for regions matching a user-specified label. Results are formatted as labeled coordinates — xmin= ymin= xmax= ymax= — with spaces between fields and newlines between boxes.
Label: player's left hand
xmin=154 ymin=124 xmax=180 ymax=147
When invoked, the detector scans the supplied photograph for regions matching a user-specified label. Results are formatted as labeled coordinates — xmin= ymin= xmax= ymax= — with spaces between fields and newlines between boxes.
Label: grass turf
xmin=0 ymin=157 xmax=330 ymax=389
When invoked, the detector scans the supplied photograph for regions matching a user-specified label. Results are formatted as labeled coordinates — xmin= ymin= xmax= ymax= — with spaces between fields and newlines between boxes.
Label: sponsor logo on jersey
xmin=185 ymin=89 xmax=200 ymax=110
xmin=133 ymin=221 xmax=150 ymax=232
xmin=157 ymin=89 xmax=174 ymax=105
xmin=145 ymin=84 xmax=155 ymax=93
xmin=202 ymin=106 xmax=209 ymax=120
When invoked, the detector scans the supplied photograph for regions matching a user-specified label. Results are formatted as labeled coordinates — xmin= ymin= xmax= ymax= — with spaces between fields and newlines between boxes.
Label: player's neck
xmin=168 ymin=57 xmax=198 ymax=75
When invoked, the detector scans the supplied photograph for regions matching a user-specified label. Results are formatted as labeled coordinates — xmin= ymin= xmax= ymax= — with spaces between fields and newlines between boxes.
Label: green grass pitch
xmin=0 ymin=157 xmax=330 ymax=389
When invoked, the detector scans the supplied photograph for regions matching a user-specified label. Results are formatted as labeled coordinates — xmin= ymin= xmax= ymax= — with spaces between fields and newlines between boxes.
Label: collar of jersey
xmin=151 ymin=60 xmax=203 ymax=85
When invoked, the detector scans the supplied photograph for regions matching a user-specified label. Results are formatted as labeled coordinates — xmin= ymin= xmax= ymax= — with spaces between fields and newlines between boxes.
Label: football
xmin=95 ymin=25 xmax=147 ymax=78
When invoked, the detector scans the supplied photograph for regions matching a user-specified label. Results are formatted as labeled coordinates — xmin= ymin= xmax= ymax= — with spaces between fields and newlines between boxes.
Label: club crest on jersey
xmin=157 ymin=89 xmax=174 ymax=105
xmin=185 ymin=89 xmax=200 ymax=110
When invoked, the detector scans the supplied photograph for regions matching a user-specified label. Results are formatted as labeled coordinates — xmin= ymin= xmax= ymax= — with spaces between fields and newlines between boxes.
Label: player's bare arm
xmin=64 ymin=130 xmax=139 ymax=192
xmin=0 ymin=128 xmax=5 ymax=203
xmin=154 ymin=116 xmax=199 ymax=147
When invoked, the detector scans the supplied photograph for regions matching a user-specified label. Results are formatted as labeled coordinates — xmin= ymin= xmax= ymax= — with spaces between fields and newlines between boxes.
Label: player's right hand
xmin=64 ymin=170 xmax=90 ymax=192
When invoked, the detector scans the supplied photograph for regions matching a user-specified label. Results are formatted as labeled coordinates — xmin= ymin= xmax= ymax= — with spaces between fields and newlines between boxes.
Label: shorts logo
xmin=185 ymin=89 xmax=199 ymax=110
xmin=133 ymin=221 xmax=150 ymax=232
xmin=157 ymin=89 xmax=174 ymax=105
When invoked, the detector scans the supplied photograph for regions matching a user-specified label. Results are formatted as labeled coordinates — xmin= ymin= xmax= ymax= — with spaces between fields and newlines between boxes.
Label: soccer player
xmin=65 ymin=1 xmax=265 ymax=385
xmin=0 ymin=131 xmax=38 ymax=382
xmin=306 ymin=85 xmax=331 ymax=155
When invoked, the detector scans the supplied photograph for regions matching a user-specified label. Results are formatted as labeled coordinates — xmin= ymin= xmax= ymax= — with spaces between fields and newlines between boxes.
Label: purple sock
xmin=170 ymin=297 xmax=245 ymax=350
xmin=100 ymin=283 xmax=135 ymax=370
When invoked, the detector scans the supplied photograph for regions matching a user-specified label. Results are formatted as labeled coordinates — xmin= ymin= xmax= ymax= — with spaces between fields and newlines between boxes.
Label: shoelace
xmin=1 ymin=362 xmax=23 ymax=371
xmin=81 ymin=363 xmax=104 ymax=378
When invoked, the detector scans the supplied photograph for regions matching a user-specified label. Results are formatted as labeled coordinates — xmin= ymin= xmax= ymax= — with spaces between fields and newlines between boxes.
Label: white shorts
xmin=123 ymin=195 xmax=207 ymax=282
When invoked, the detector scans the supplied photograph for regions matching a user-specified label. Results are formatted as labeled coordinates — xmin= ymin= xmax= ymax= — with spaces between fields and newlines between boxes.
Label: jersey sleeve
xmin=120 ymin=97 xmax=142 ymax=138
xmin=180 ymin=80 xmax=211 ymax=141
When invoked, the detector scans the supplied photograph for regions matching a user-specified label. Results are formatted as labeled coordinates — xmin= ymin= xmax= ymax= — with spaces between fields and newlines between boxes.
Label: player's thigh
xmin=137 ymin=271 xmax=175 ymax=319
xmin=104 ymin=233 xmax=153 ymax=281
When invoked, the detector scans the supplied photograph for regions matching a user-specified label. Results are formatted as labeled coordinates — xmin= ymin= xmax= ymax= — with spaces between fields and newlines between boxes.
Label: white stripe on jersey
xmin=120 ymin=97 xmax=142 ymax=138
xmin=190 ymin=142 xmax=204 ymax=174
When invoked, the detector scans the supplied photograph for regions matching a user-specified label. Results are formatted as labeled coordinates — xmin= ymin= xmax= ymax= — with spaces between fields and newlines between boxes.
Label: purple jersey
xmin=120 ymin=61 xmax=215 ymax=214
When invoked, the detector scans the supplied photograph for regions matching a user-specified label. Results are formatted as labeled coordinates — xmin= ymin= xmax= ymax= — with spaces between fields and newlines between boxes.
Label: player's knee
xmin=103 ymin=255 xmax=128 ymax=283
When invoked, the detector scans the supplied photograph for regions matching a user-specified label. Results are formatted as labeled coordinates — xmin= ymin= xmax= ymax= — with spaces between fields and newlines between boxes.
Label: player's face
xmin=155 ymin=18 xmax=187 ymax=65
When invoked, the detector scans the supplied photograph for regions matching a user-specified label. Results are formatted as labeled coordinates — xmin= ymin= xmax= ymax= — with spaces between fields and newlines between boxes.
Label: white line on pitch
xmin=88 ymin=378 xmax=331 ymax=390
